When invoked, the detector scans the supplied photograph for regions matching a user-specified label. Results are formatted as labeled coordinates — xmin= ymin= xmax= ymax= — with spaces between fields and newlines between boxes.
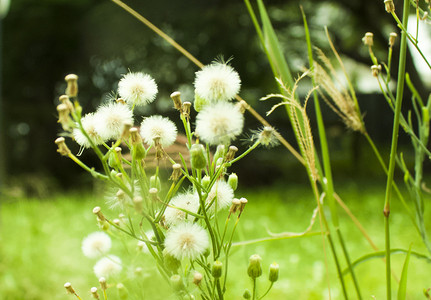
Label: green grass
xmin=0 ymin=183 xmax=430 ymax=299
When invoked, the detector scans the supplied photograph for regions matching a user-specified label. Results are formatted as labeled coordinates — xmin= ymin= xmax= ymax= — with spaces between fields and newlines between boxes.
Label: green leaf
xmin=256 ymin=0 xmax=295 ymax=91
xmin=397 ymin=245 xmax=412 ymax=300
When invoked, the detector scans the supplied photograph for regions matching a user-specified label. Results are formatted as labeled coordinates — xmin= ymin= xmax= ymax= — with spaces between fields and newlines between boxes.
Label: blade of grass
xmin=397 ymin=245 xmax=412 ymax=300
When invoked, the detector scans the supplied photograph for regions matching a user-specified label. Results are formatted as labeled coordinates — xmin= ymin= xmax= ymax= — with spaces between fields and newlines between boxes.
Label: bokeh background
xmin=1 ymin=0 xmax=430 ymax=197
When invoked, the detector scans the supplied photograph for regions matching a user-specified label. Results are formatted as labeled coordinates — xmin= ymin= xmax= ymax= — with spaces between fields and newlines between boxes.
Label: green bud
xmin=170 ymin=275 xmax=184 ymax=292
xmin=228 ymin=173 xmax=238 ymax=191
xmin=116 ymin=283 xmax=128 ymax=299
xmin=132 ymin=143 xmax=146 ymax=160
xmin=194 ymin=93 xmax=209 ymax=112
xmin=243 ymin=289 xmax=251 ymax=299
xmin=150 ymin=175 xmax=161 ymax=190
xmin=269 ymin=262 xmax=279 ymax=282
xmin=108 ymin=150 xmax=121 ymax=168
xmin=163 ymin=250 xmax=181 ymax=273
xmin=212 ymin=260 xmax=223 ymax=278
xmin=213 ymin=145 xmax=226 ymax=163
xmin=202 ymin=175 xmax=211 ymax=189
xmin=247 ymin=254 xmax=262 ymax=279
xmin=190 ymin=144 xmax=207 ymax=169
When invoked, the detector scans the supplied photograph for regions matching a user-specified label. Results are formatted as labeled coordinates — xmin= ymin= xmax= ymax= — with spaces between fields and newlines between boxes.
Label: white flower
xmin=195 ymin=102 xmax=244 ymax=145
xmin=94 ymin=102 xmax=134 ymax=141
xmin=118 ymin=72 xmax=158 ymax=107
xmin=73 ymin=113 xmax=105 ymax=148
xmin=164 ymin=223 xmax=209 ymax=260
xmin=206 ymin=181 xmax=234 ymax=212
xmin=140 ymin=115 xmax=177 ymax=147
xmin=194 ymin=63 xmax=241 ymax=102
xmin=93 ymin=255 xmax=122 ymax=278
xmin=82 ymin=232 xmax=112 ymax=258
xmin=164 ymin=192 xmax=200 ymax=226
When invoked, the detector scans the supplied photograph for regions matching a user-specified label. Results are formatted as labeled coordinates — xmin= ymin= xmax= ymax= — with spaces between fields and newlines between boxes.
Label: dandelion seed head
xmin=164 ymin=223 xmax=209 ymax=260
xmin=195 ymin=102 xmax=244 ymax=145
xmin=93 ymin=255 xmax=122 ymax=278
xmin=95 ymin=103 xmax=134 ymax=141
xmin=140 ymin=115 xmax=177 ymax=147
xmin=73 ymin=113 xmax=105 ymax=148
xmin=118 ymin=72 xmax=158 ymax=106
xmin=81 ymin=232 xmax=112 ymax=258
xmin=206 ymin=180 xmax=234 ymax=212
xmin=194 ymin=63 xmax=241 ymax=102
xmin=251 ymin=126 xmax=280 ymax=148
xmin=164 ymin=192 xmax=200 ymax=226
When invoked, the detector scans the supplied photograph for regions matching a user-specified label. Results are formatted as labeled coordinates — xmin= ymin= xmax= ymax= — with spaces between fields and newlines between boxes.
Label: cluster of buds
xmin=93 ymin=206 xmax=109 ymax=230
xmin=170 ymin=91 xmax=191 ymax=119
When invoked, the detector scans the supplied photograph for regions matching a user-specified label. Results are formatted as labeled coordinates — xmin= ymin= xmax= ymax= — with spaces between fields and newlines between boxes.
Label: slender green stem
xmin=384 ymin=1 xmax=410 ymax=298
xmin=252 ymin=278 xmax=257 ymax=300
xmin=257 ymin=282 xmax=273 ymax=300
xmin=303 ymin=7 xmax=359 ymax=299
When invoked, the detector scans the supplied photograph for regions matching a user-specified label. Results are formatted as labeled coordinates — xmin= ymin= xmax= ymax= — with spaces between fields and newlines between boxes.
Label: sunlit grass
xmin=0 ymin=182 xmax=429 ymax=299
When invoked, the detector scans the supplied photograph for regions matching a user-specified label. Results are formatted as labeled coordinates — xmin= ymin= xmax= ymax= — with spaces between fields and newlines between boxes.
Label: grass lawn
xmin=0 ymin=182 xmax=430 ymax=299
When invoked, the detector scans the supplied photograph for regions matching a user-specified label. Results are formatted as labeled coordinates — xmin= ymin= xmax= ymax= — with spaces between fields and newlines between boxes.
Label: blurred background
xmin=0 ymin=0 xmax=430 ymax=197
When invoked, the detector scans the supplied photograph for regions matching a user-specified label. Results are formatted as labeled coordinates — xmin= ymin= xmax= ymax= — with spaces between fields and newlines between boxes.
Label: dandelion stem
xmin=384 ymin=0 xmax=410 ymax=298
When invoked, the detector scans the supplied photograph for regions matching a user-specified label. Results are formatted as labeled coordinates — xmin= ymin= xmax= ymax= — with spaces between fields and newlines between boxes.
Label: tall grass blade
xmin=397 ymin=245 xmax=412 ymax=300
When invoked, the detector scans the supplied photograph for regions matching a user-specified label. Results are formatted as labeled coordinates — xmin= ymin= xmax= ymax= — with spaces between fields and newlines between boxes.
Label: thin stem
xmin=257 ymin=282 xmax=273 ymax=300
xmin=383 ymin=1 xmax=410 ymax=298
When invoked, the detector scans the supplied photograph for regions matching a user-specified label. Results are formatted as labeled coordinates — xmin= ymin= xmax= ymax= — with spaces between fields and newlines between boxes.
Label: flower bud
xmin=243 ymin=289 xmax=251 ymax=299
xmin=214 ymin=145 xmax=226 ymax=163
xmin=182 ymin=102 xmax=192 ymax=118
xmin=201 ymin=175 xmax=211 ymax=189
xmin=59 ymin=94 xmax=74 ymax=112
xmin=228 ymin=173 xmax=238 ymax=191
xmin=65 ymin=74 xmax=78 ymax=97
xmin=163 ymin=250 xmax=181 ymax=273
xmin=133 ymin=196 xmax=143 ymax=212
xmin=384 ymin=0 xmax=395 ymax=13
xmin=239 ymin=197 xmax=248 ymax=216
xmin=269 ymin=262 xmax=279 ymax=282
xmin=121 ymin=121 xmax=133 ymax=141
xmin=99 ymin=277 xmax=107 ymax=291
xmin=194 ymin=94 xmax=208 ymax=112
xmin=193 ymin=272 xmax=203 ymax=285
xmin=90 ymin=287 xmax=99 ymax=299
xmin=116 ymin=283 xmax=128 ymax=299
xmin=57 ymin=103 xmax=72 ymax=131
xmin=247 ymin=254 xmax=262 ymax=279
xmin=93 ymin=206 xmax=105 ymax=221
xmin=190 ymin=144 xmax=207 ymax=169
xmin=212 ymin=260 xmax=223 ymax=278
xmin=362 ymin=32 xmax=374 ymax=46
xmin=170 ymin=91 xmax=182 ymax=111
xmin=371 ymin=65 xmax=382 ymax=77
xmin=64 ymin=282 xmax=76 ymax=294
xmin=230 ymin=198 xmax=241 ymax=214
xmin=169 ymin=163 xmax=182 ymax=181
xmin=389 ymin=32 xmax=397 ymax=47
xmin=55 ymin=137 xmax=71 ymax=156
xmin=149 ymin=188 xmax=159 ymax=202
xmin=150 ymin=176 xmax=161 ymax=190
xmin=226 ymin=146 xmax=238 ymax=162
xmin=170 ymin=275 xmax=184 ymax=292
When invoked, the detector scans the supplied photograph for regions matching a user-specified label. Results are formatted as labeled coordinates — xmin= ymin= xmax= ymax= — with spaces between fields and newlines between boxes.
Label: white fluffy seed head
xmin=164 ymin=223 xmax=209 ymax=260
xmin=94 ymin=102 xmax=134 ymax=141
xmin=82 ymin=232 xmax=112 ymax=258
xmin=118 ymin=72 xmax=158 ymax=107
xmin=164 ymin=192 xmax=200 ymax=226
xmin=195 ymin=102 xmax=244 ymax=145
xmin=93 ymin=255 xmax=122 ymax=278
xmin=140 ymin=115 xmax=177 ymax=147
xmin=194 ymin=63 xmax=241 ymax=102
xmin=206 ymin=180 xmax=234 ymax=212
xmin=73 ymin=113 xmax=105 ymax=148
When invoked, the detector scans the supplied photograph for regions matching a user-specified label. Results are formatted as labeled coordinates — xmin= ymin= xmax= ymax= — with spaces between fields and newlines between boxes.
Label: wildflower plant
xmin=55 ymin=67 xmax=278 ymax=299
